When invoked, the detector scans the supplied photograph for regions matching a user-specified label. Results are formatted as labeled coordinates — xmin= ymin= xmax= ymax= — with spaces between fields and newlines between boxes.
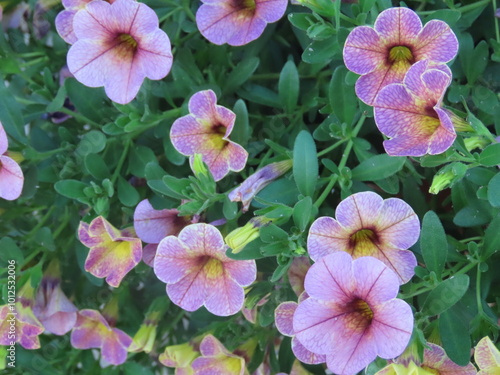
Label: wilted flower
xmin=154 ymin=223 xmax=256 ymax=316
xmin=159 ymin=341 xmax=200 ymax=374
xmin=191 ymin=334 xmax=247 ymax=375
xmin=170 ymin=90 xmax=248 ymax=181
xmin=0 ymin=122 xmax=24 ymax=201
xmin=373 ymin=60 xmax=455 ymax=156
xmin=196 ymin=0 xmax=288 ymax=46
xmin=229 ymin=160 xmax=292 ymax=212
xmin=70 ymin=309 xmax=132 ymax=365
xmin=33 ymin=260 xmax=78 ymax=335
xmin=294 ymin=252 xmax=414 ymax=375
xmin=475 ymin=336 xmax=500 ymax=374
xmin=78 ymin=216 xmax=142 ymax=287
xmin=307 ymin=191 xmax=419 ymax=284
xmin=67 ymin=0 xmax=173 ymax=104
xmin=343 ymin=7 xmax=458 ymax=105
xmin=225 ymin=216 xmax=271 ymax=253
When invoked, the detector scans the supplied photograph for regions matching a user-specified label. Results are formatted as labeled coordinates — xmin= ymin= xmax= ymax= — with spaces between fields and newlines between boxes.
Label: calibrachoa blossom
xmin=229 ymin=160 xmax=292 ymax=212
xmin=191 ymin=334 xmax=247 ymax=375
xmin=343 ymin=6 xmax=458 ymax=105
xmin=307 ymin=191 xmax=419 ymax=284
xmin=376 ymin=343 xmax=477 ymax=375
xmin=170 ymin=90 xmax=248 ymax=181
xmin=55 ymin=0 xmax=94 ymax=44
xmin=196 ymin=0 xmax=288 ymax=46
xmin=67 ymin=0 xmax=173 ymax=104
xmin=33 ymin=261 xmax=78 ymax=335
xmin=293 ymin=252 xmax=414 ymax=375
xmin=154 ymin=223 xmax=256 ymax=316
xmin=70 ymin=309 xmax=132 ymax=365
xmin=373 ymin=60 xmax=455 ymax=156
xmin=159 ymin=341 xmax=200 ymax=375
xmin=475 ymin=336 xmax=500 ymax=374
xmin=0 ymin=122 xmax=24 ymax=201
xmin=78 ymin=216 xmax=142 ymax=287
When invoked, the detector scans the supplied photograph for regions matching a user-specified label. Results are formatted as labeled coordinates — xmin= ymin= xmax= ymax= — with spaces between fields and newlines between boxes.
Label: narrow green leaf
xmin=279 ymin=60 xmax=299 ymax=113
xmin=293 ymin=131 xmax=318 ymax=197
xmin=420 ymin=211 xmax=448 ymax=279
xmin=84 ymin=154 xmax=110 ymax=180
xmin=54 ymin=179 xmax=88 ymax=199
xmin=329 ymin=66 xmax=357 ymax=125
xmin=351 ymin=154 xmax=405 ymax=181
xmin=293 ymin=196 xmax=313 ymax=232
xmin=231 ymin=99 xmax=250 ymax=147
xmin=422 ymin=274 xmax=469 ymax=315
xmin=483 ymin=214 xmax=500 ymax=260
xmin=224 ymin=57 xmax=260 ymax=94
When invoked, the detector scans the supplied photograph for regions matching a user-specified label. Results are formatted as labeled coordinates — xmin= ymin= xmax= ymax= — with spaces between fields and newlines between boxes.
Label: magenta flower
xmin=196 ymin=0 xmax=288 ymax=46
xmin=33 ymin=261 xmax=78 ymax=335
xmin=475 ymin=336 xmax=500 ymax=374
xmin=229 ymin=160 xmax=292 ymax=212
xmin=154 ymin=223 xmax=256 ymax=316
xmin=67 ymin=0 xmax=173 ymax=104
xmin=294 ymin=252 xmax=414 ymax=375
xmin=170 ymin=90 xmax=248 ymax=181
xmin=0 ymin=122 xmax=24 ymax=201
xmin=70 ymin=309 xmax=132 ymax=365
xmin=78 ymin=216 xmax=142 ymax=287
xmin=343 ymin=7 xmax=458 ymax=105
xmin=191 ymin=334 xmax=246 ymax=375
xmin=54 ymin=0 xmax=94 ymax=44
xmin=307 ymin=191 xmax=419 ymax=284
xmin=373 ymin=60 xmax=456 ymax=156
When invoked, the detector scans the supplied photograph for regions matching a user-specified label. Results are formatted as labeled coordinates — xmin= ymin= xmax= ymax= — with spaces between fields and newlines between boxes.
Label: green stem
xmin=459 ymin=236 xmax=483 ymax=243
xmin=58 ymin=107 xmax=100 ymax=128
xmin=111 ymin=140 xmax=131 ymax=184
xmin=26 ymin=207 xmax=55 ymax=238
xmin=313 ymin=174 xmax=339 ymax=208
xmin=476 ymin=263 xmax=484 ymax=314
xmin=338 ymin=12 xmax=358 ymax=25
xmin=494 ymin=0 xmax=500 ymax=43
xmin=182 ymin=0 xmax=196 ymax=22
xmin=317 ymin=139 xmax=348 ymax=157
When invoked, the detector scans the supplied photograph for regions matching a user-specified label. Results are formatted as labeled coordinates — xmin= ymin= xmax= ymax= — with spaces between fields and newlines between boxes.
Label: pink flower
xmin=78 ymin=216 xmax=142 ymax=287
xmin=307 ymin=191 xmax=419 ymax=284
xmin=55 ymin=0 xmax=94 ymax=44
xmin=293 ymin=252 xmax=414 ymax=375
xmin=191 ymin=334 xmax=246 ymax=375
xmin=134 ymin=199 xmax=191 ymax=266
xmin=154 ymin=223 xmax=256 ymax=316
xmin=70 ymin=309 xmax=132 ymax=365
xmin=228 ymin=160 xmax=292 ymax=212
xmin=0 ymin=122 xmax=24 ymax=201
xmin=373 ymin=60 xmax=456 ymax=156
xmin=475 ymin=336 xmax=500 ymax=374
xmin=170 ymin=90 xmax=248 ymax=181
xmin=33 ymin=261 xmax=78 ymax=335
xmin=67 ymin=0 xmax=173 ymax=104
xmin=196 ymin=0 xmax=288 ymax=46
xmin=343 ymin=7 xmax=458 ymax=105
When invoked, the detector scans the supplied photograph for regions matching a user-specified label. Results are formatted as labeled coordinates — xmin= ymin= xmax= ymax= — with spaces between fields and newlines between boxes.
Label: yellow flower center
xmin=345 ymin=298 xmax=374 ymax=332
xmin=204 ymin=257 xmax=224 ymax=279
xmin=349 ymin=228 xmax=379 ymax=257
xmin=118 ymin=33 xmax=138 ymax=49
xmin=389 ymin=46 xmax=414 ymax=63
xmin=234 ymin=0 xmax=256 ymax=10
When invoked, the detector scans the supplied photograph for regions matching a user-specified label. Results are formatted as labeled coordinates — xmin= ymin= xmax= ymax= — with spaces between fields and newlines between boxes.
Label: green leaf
xmin=422 ymin=274 xmax=469 ymax=316
xmin=329 ymin=66 xmax=357 ymax=125
xmin=288 ymin=13 xmax=314 ymax=31
xmin=237 ymin=84 xmax=281 ymax=108
xmin=55 ymin=179 xmax=88 ymax=199
xmin=0 ymin=77 xmax=26 ymax=143
xmin=84 ymin=153 xmax=110 ymax=180
xmin=162 ymin=175 xmax=191 ymax=199
xmin=65 ymin=78 xmax=107 ymax=122
xmin=293 ymin=196 xmax=313 ymax=232
xmin=279 ymin=60 xmax=299 ymax=113
xmin=117 ymin=176 xmax=140 ymax=207
xmin=260 ymin=224 xmax=289 ymax=243
xmin=420 ymin=211 xmax=448 ymax=279
xmin=482 ymin=214 xmax=500 ymax=260
xmin=223 ymin=196 xmax=238 ymax=220
xmin=423 ymin=9 xmax=461 ymax=26
xmin=302 ymin=36 xmax=339 ymax=64
xmin=487 ymin=172 xmax=500 ymax=207
xmin=293 ymin=131 xmax=318 ymax=197
xmin=439 ymin=306 xmax=471 ymax=366
xmin=129 ymin=145 xmax=156 ymax=178
xmin=224 ymin=57 xmax=260 ymax=94
xmin=226 ymin=238 xmax=268 ymax=260
xmin=33 ymin=227 xmax=56 ymax=252
xmin=0 ymin=237 xmax=24 ymax=264
xmin=231 ymin=99 xmax=250 ymax=147
xmin=76 ymin=130 xmax=107 ymax=156
xmin=351 ymin=154 xmax=406 ymax=181
xmin=479 ymin=144 xmax=500 ymax=166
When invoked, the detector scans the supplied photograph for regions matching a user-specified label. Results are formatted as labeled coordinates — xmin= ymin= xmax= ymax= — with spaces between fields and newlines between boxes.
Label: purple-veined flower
xmin=0 ymin=122 xmax=24 ymax=201
xmin=55 ymin=0 xmax=95 ymax=44
xmin=67 ymin=0 xmax=172 ymax=104
xmin=343 ymin=7 xmax=458 ymax=105
xmin=170 ymin=90 xmax=248 ymax=181
xmin=191 ymin=334 xmax=247 ymax=375
xmin=196 ymin=0 xmax=288 ymax=46
xmin=307 ymin=191 xmax=419 ymax=284
xmin=475 ymin=336 xmax=500 ymax=374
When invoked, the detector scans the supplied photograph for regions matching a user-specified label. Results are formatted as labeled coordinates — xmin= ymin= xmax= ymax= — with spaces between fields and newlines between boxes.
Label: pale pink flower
xmin=0 ymin=122 xmax=24 ymax=201
xmin=55 ymin=0 xmax=94 ymax=44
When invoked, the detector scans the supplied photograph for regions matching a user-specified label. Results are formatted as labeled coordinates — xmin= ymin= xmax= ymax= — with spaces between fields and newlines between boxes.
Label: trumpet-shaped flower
xmin=475 ymin=336 xmax=500 ymax=374
xmin=343 ymin=7 xmax=458 ymax=105
xmin=33 ymin=261 xmax=78 ymax=335
xmin=228 ymin=160 xmax=292 ymax=212
xmin=55 ymin=0 xmax=94 ymax=44
xmin=307 ymin=191 xmax=419 ymax=284
xmin=67 ymin=0 xmax=173 ymax=104
xmin=191 ymin=334 xmax=247 ymax=375
xmin=159 ymin=341 xmax=200 ymax=375
xmin=154 ymin=223 xmax=256 ymax=316
xmin=78 ymin=216 xmax=142 ymax=287
xmin=373 ymin=60 xmax=455 ymax=156
xmin=170 ymin=90 xmax=248 ymax=181
xmin=70 ymin=309 xmax=132 ymax=365
xmin=376 ymin=343 xmax=477 ymax=375
xmin=0 ymin=122 xmax=24 ymax=201
xmin=294 ymin=252 xmax=414 ymax=375
xmin=196 ymin=0 xmax=288 ymax=46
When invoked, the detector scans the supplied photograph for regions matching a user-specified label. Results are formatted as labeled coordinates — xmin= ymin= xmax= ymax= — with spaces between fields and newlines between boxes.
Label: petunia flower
xmin=159 ymin=341 xmax=201 ymax=375
xmin=293 ymin=252 xmax=414 ymax=375
xmin=133 ymin=199 xmax=191 ymax=266
xmin=195 ymin=0 xmax=288 ymax=46
xmin=70 ymin=309 xmax=132 ymax=365
xmin=191 ymin=334 xmax=247 ymax=375
xmin=373 ymin=60 xmax=456 ymax=156
xmin=78 ymin=216 xmax=142 ymax=288
xmin=33 ymin=260 xmax=78 ymax=335
xmin=475 ymin=336 xmax=500 ymax=374
xmin=170 ymin=90 xmax=248 ymax=181
xmin=228 ymin=160 xmax=292 ymax=212
xmin=376 ymin=343 xmax=477 ymax=375
xmin=307 ymin=191 xmax=419 ymax=284
xmin=343 ymin=6 xmax=458 ymax=105
xmin=67 ymin=0 xmax=173 ymax=104
xmin=54 ymin=0 xmax=95 ymax=44
xmin=0 ymin=122 xmax=24 ymax=201
xmin=154 ymin=223 xmax=257 ymax=316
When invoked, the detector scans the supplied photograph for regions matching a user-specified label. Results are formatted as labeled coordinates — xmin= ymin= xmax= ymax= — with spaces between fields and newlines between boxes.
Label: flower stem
xmin=317 ymin=139 xmax=348 ymax=157
xmin=111 ymin=139 xmax=131 ymax=185
xmin=494 ymin=0 xmax=500 ymax=43
xmin=476 ymin=263 xmax=484 ymax=314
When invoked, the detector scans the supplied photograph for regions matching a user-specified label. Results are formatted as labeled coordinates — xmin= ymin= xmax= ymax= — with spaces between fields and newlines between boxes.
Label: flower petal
xmin=188 ymin=89 xmax=218 ymax=121
xmin=377 ymin=198 xmax=420 ymax=250
xmin=475 ymin=336 xmax=500 ymax=371
xmin=307 ymin=216 xmax=350 ymax=262
xmin=223 ymin=259 xmax=256 ymax=287
xmin=425 ymin=343 xmax=477 ymax=375
xmin=414 ymin=20 xmax=458 ymax=63
xmin=178 ymin=223 xmax=226 ymax=258
xmin=0 ymin=123 xmax=7 ymax=155
xmin=374 ymin=7 xmax=422 ymax=45
xmin=275 ymin=302 xmax=298 ymax=336
xmin=352 ymin=257 xmax=399 ymax=304
xmin=205 ymin=273 xmax=245 ymax=316
xmin=343 ymin=26 xmax=386 ymax=75
xmin=291 ymin=336 xmax=326 ymax=365
xmin=154 ymin=236 xmax=198 ymax=284
xmin=0 ymin=155 xmax=24 ymax=201
xmin=133 ymin=199 xmax=184 ymax=244
xmin=167 ymin=268 xmax=207 ymax=312
xmin=256 ymin=0 xmax=287 ymax=23
xmin=336 ymin=191 xmax=384 ymax=232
